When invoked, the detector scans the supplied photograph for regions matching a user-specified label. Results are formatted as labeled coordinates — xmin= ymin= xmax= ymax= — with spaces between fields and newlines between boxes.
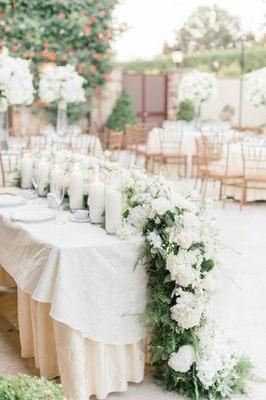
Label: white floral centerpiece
xmin=39 ymin=64 xmax=86 ymax=135
xmin=179 ymin=70 xmax=217 ymax=112
xmin=245 ymin=67 xmax=266 ymax=107
xmin=0 ymin=47 xmax=34 ymax=148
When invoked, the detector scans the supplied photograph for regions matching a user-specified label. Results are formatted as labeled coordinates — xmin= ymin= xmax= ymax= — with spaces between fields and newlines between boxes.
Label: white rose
xmin=177 ymin=231 xmax=193 ymax=249
xmin=168 ymin=345 xmax=196 ymax=373
xmin=182 ymin=212 xmax=199 ymax=229
xmin=151 ymin=197 xmax=172 ymax=215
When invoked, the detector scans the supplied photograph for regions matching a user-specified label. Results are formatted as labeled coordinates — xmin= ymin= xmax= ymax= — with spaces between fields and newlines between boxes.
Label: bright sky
xmin=112 ymin=0 xmax=266 ymax=61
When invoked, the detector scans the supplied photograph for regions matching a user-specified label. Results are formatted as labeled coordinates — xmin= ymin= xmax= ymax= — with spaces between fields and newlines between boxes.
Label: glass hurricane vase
xmin=56 ymin=101 xmax=68 ymax=136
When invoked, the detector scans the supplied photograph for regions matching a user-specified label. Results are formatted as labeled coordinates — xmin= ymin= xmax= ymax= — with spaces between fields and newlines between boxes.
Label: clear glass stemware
xmin=54 ymin=182 xmax=65 ymax=224
xmin=32 ymin=167 xmax=41 ymax=205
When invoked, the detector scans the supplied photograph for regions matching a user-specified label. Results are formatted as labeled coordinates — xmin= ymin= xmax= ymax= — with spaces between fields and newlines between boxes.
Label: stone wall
xmin=90 ymin=68 xmax=123 ymax=129
xmin=166 ymin=69 xmax=191 ymax=121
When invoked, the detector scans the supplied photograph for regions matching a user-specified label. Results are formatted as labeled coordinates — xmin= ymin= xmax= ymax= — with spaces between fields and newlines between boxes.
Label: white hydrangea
xmin=179 ymin=71 xmax=217 ymax=108
xmin=151 ymin=197 xmax=173 ymax=215
xmin=39 ymin=64 xmax=86 ymax=104
xmin=168 ymin=345 xmax=196 ymax=373
xmin=196 ymin=321 xmax=238 ymax=390
xmin=245 ymin=67 xmax=266 ymax=107
xmin=170 ymin=288 xmax=205 ymax=329
xmin=147 ymin=231 xmax=163 ymax=250
xmin=200 ymin=222 xmax=220 ymax=260
xmin=0 ymin=47 xmax=34 ymax=107
xmin=166 ymin=250 xmax=201 ymax=288
xmin=127 ymin=205 xmax=149 ymax=230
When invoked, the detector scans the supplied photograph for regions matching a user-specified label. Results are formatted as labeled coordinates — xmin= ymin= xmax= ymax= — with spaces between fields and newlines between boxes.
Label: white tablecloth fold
xmin=0 ymin=204 xmax=146 ymax=345
xmin=18 ymin=288 xmax=145 ymax=400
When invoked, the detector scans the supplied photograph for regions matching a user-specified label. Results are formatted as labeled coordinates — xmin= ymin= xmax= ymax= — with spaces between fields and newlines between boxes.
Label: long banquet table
xmin=0 ymin=199 xmax=147 ymax=400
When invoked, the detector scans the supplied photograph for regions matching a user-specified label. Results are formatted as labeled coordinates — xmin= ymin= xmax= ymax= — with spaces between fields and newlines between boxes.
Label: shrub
xmin=177 ymin=100 xmax=195 ymax=121
xmin=106 ymin=91 xmax=136 ymax=131
xmin=0 ymin=374 xmax=68 ymax=400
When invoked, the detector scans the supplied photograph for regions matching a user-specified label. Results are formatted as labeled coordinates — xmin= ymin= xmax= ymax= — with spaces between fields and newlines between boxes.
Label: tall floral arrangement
xmin=118 ymin=169 xmax=251 ymax=399
xmin=39 ymin=65 xmax=86 ymax=106
xmin=179 ymin=71 xmax=217 ymax=109
xmin=245 ymin=67 xmax=266 ymax=107
xmin=39 ymin=65 xmax=86 ymax=134
xmin=0 ymin=47 xmax=34 ymax=110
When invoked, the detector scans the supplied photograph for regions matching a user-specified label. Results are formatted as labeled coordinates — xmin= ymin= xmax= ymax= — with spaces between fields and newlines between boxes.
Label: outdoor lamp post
xmin=171 ymin=49 xmax=184 ymax=68
xmin=239 ymin=42 xmax=245 ymax=127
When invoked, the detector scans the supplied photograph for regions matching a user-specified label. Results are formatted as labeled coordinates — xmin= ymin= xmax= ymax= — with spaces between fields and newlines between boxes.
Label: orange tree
xmin=0 ymin=0 xmax=119 ymax=122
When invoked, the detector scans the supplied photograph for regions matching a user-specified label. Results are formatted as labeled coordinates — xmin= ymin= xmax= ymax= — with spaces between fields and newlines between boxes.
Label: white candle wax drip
xmin=69 ymin=165 xmax=84 ymax=210
xmin=88 ymin=177 xmax=105 ymax=224
xmin=105 ymin=187 xmax=122 ymax=235
xmin=21 ymin=155 xmax=33 ymax=189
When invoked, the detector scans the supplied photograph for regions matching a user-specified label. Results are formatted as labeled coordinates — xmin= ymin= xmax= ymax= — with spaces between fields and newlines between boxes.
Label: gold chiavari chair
xmin=28 ymin=135 xmax=53 ymax=150
xmin=0 ymin=150 xmax=19 ymax=293
xmin=0 ymin=150 xmax=21 ymax=188
xmin=106 ymin=130 xmax=123 ymax=161
xmin=70 ymin=135 xmax=97 ymax=156
xmin=199 ymin=136 xmax=243 ymax=203
xmin=159 ymin=131 xmax=187 ymax=177
xmin=240 ymin=143 xmax=266 ymax=209
xmin=193 ymin=137 xmax=207 ymax=184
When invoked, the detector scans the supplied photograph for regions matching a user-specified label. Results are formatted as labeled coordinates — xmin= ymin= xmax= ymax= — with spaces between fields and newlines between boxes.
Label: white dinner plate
xmin=11 ymin=210 xmax=55 ymax=223
xmin=0 ymin=195 xmax=26 ymax=207
xmin=69 ymin=215 xmax=90 ymax=223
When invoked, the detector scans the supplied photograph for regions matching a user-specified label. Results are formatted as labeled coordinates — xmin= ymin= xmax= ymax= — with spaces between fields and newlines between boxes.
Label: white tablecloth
xmin=0 ymin=202 xmax=146 ymax=345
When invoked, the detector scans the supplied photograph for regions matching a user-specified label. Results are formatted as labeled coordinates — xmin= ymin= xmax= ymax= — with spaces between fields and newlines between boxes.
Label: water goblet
xmin=32 ymin=168 xmax=41 ymax=205
xmin=54 ymin=182 xmax=65 ymax=224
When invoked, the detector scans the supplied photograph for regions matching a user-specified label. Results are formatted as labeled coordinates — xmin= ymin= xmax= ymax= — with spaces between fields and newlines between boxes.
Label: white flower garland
xmin=118 ymin=168 xmax=250 ymax=398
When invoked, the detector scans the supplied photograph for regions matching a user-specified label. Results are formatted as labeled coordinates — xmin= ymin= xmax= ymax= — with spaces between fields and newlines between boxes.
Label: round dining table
xmin=0 ymin=197 xmax=147 ymax=400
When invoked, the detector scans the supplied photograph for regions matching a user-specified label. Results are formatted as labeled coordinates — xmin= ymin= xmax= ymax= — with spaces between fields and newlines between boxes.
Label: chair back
xmin=242 ymin=143 xmax=266 ymax=179
xmin=160 ymin=131 xmax=183 ymax=156
xmin=107 ymin=130 xmax=123 ymax=151
xmin=70 ymin=135 xmax=98 ymax=155
xmin=0 ymin=150 xmax=21 ymax=187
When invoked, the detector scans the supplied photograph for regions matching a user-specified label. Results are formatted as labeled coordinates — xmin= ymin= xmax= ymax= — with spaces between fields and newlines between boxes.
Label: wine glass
xmin=54 ymin=182 xmax=65 ymax=224
xmin=32 ymin=167 xmax=41 ymax=205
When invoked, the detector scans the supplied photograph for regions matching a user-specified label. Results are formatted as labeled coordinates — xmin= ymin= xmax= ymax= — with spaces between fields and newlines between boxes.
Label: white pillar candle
xmin=88 ymin=177 xmax=105 ymax=224
xmin=105 ymin=187 xmax=122 ymax=235
xmin=37 ymin=158 xmax=49 ymax=196
xmin=50 ymin=165 xmax=62 ymax=193
xmin=21 ymin=155 xmax=33 ymax=189
xmin=69 ymin=165 xmax=84 ymax=210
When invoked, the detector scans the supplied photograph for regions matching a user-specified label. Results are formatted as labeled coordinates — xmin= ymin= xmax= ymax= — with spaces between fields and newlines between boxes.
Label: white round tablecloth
xmin=0 ymin=201 xmax=146 ymax=345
